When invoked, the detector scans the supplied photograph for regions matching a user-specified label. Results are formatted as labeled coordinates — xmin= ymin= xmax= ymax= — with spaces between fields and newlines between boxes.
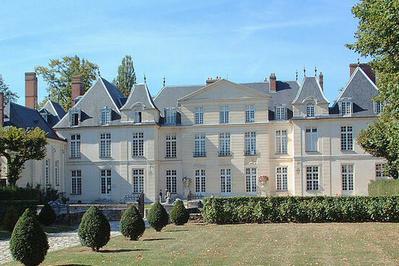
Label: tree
xmin=113 ymin=55 xmax=136 ymax=97
xmin=147 ymin=201 xmax=169 ymax=232
xmin=0 ymin=127 xmax=47 ymax=186
xmin=120 ymin=205 xmax=145 ymax=240
xmin=347 ymin=0 xmax=399 ymax=178
xmin=170 ymin=200 xmax=189 ymax=225
xmin=10 ymin=208 xmax=49 ymax=266
xmin=78 ymin=206 xmax=110 ymax=252
xmin=0 ymin=74 xmax=18 ymax=104
xmin=35 ymin=55 xmax=100 ymax=110
xmin=38 ymin=203 xmax=56 ymax=226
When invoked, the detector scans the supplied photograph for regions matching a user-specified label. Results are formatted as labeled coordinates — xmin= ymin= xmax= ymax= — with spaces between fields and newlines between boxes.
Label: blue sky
xmin=0 ymin=0 xmax=361 ymax=105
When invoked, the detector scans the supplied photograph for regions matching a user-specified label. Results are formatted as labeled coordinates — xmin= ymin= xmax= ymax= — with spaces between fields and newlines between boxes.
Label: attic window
xmin=306 ymin=104 xmax=315 ymax=117
xmin=275 ymin=106 xmax=286 ymax=120
xmin=373 ymin=101 xmax=384 ymax=115
xmin=70 ymin=109 xmax=80 ymax=126
xmin=164 ymin=107 xmax=177 ymax=125
xmin=100 ymin=106 xmax=111 ymax=125
xmin=134 ymin=111 xmax=142 ymax=124
xmin=340 ymin=101 xmax=352 ymax=116
xmin=40 ymin=112 xmax=48 ymax=122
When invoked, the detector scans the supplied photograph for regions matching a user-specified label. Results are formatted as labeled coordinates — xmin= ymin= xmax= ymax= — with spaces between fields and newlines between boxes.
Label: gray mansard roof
xmin=292 ymin=76 xmax=329 ymax=104
xmin=39 ymin=100 xmax=66 ymax=127
xmin=154 ymin=85 xmax=202 ymax=115
xmin=121 ymin=83 xmax=157 ymax=111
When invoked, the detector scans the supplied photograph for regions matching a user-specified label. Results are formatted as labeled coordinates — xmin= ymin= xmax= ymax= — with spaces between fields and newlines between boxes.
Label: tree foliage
xmin=113 ymin=55 xmax=136 ymax=97
xmin=35 ymin=55 xmax=100 ymax=110
xmin=0 ymin=127 xmax=47 ymax=186
xmin=170 ymin=200 xmax=189 ymax=225
xmin=347 ymin=0 xmax=399 ymax=178
xmin=120 ymin=205 xmax=145 ymax=240
xmin=147 ymin=201 xmax=169 ymax=232
xmin=38 ymin=203 xmax=56 ymax=226
xmin=0 ymin=74 xmax=18 ymax=104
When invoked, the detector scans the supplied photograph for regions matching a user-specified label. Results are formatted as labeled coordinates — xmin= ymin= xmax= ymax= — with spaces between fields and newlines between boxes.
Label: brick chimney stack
xmin=71 ymin=75 xmax=84 ymax=104
xmin=318 ymin=72 xmax=324 ymax=91
xmin=269 ymin=73 xmax=277 ymax=92
xmin=350 ymin=63 xmax=375 ymax=83
xmin=0 ymin=92 xmax=4 ymax=127
xmin=25 ymin=72 xmax=38 ymax=109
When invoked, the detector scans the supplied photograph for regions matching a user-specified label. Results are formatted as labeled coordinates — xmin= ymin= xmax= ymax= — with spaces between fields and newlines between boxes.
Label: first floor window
xmin=166 ymin=134 xmax=177 ymax=158
xmin=71 ymin=170 xmax=82 ymax=195
xmin=245 ymin=168 xmax=257 ymax=193
xmin=376 ymin=163 xmax=388 ymax=179
xmin=100 ymin=169 xmax=112 ymax=194
xmin=342 ymin=164 xmax=354 ymax=191
xmin=166 ymin=170 xmax=177 ymax=194
xmin=55 ymin=160 xmax=60 ymax=186
xmin=305 ymin=128 xmax=318 ymax=152
xmin=132 ymin=132 xmax=144 ymax=157
xmin=100 ymin=133 xmax=111 ymax=158
xmin=219 ymin=105 xmax=229 ymax=124
xmin=244 ymin=132 xmax=256 ymax=155
xmin=195 ymin=169 xmax=206 ymax=193
xmin=276 ymin=130 xmax=288 ymax=154
xmin=245 ymin=105 xmax=255 ymax=123
xmin=195 ymin=106 xmax=204 ymax=124
xmin=220 ymin=168 xmax=231 ymax=193
xmin=219 ymin=132 xmax=231 ymax=156
xmin=45 ymin=159 xmax=50 ymax=186
xmin=194 ymin=133 xmax=206 ymax=157
xmin=341 ymin=126 xmax=353 ymax=151
xmin=132 ymin=169 xmax=144 ymax=193
xmin=70 ymin=134 xmax=80 ymax=158
xmin=306 ymin=166 xmax=319 ymax=191
xmin=276 ymin=166 xmax=288 ymax=191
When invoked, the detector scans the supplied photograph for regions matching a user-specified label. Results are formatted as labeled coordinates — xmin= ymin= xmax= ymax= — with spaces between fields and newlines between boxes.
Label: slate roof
xmin=292 ymin=77 xmax=329 ymax=104
xmin=154 ymin=85 xmax=202 ymax=115
xmin=100 ymin=78 xmax=126 ymax=108
xmin=39 ymin=101 xmax=66 ymax=127
xmin=121 ymin=83 xmax=157 ymax=111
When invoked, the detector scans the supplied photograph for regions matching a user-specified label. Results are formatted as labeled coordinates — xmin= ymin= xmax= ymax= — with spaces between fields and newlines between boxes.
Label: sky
xmin=0 ymin=0 xmax=361 ymax=105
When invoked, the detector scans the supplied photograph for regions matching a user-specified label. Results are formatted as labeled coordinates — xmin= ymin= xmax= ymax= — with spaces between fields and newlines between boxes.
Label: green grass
xmin=5 ymin=222 xmax=399 ymax=265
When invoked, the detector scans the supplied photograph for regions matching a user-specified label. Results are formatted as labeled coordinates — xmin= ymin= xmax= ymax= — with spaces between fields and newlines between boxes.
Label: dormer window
xmin=134 ymin=111 xmax=142 ymax=124
xmin=40 ymin=111 xmax=48 ymax=122
xmin=306 ymin=104 xmax=315 ymax=117
xmin=164 ymin=107 xmax=176 ymax=125
xmin=340 ymin=101 xmax=352 ymax=116
xmin=373 ymin=101 xmax=384 ymax=115
xmin=275 ymin=106 xmax=286 ymax=120
xmin=100 ymin=106 xmax=111 ymax=125
xmin=70 ymin=109 xmax=80 ymax=126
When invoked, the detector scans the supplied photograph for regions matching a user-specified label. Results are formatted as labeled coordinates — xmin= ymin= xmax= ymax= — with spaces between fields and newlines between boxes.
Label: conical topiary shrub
xmin=170 ymin=200 xmax=189 ymax=225
xmin=147 ymin=201 xmax=169 ymax=232
xmin=78 ymin=206 xmax=110 ymax=252
xmin=38 ymin=203 xmax=56 ymax=226
xmin=2 ymin=206 xmax=19 ymax=232
xmin=120 ymin=205 xmax=145 ymax=240
xmin=10 ymin=208 xmax=49 ymax=266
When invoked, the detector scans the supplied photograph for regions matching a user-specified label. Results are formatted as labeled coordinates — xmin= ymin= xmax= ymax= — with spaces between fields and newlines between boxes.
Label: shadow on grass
xmin=57 ymin=264 xmax=91 ymax=266
xmin=165 ymin=229 xmax=189 ymax=232
xmin=0 ymin=230 xmax=11 ymax=240
xmin=99 ymin=248 xmax=148 ymax=253
xmin=142 ymin=237 xmax=175 ymax=241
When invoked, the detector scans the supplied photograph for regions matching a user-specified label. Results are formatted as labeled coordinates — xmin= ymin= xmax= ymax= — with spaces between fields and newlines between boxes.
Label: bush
xmin=120 ymin=205 xmax=145 ymax=240
xmin=0 ymin=200 xmax=38 ymax=223
xmin=170 ymin=200 xmax=189 ymax=225
xmin=147 ymin=201 xmax=169 ymax=231
xmin=9 ymin=208 xmax=49 ymax=266
xmin=38 ymin=203 xmax=56 ymax=226
xmin=78 ymin=206 xmax=110 ymax=252
xmin=203 ymin=196 xmax=399 ymax=224
xmin=0 ymin=186 xmax=41 ymax=201
xmin=2 ymin=206 xmax=19 ymax=232
xmin=369 ymin=179 xmax=399 ymax=196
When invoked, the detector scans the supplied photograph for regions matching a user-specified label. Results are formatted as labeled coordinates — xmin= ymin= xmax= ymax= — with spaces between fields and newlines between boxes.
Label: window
xmin=245 ymin=132 xmax=256 ymax=155
xmin=219 ymin=105 xmax=229 ymax=124
xmin=71 ymin=170 xmax=82 ymax=195
xmin=276 ymin=166 xmax=288 ymax=191
xmin=70 ymin=109 xmax=80 ymax=126
xmin=341 ymin=126 xmax=353 ymax=151
xmin=218 ymin=132 xmax=231 ymax=156
xmin=132 ymin=169 xmax=144 ymax=193
xmin=100 ymin=106 xmax=111 ymax=125
xmin=55 ymin=160 xmax=59 ymax=186
xmin=166 ymin=170 xmax=177 ymax=194
xmin=275 ymin=106 xmax=286 ymax=120
xmin=342 ymin=164 xmax=354 ymax=191
xmin=376 ymin=163 xmax=389 ymax=179
xmin=166 ymin=134 xmax=177 ymax=158
xmin=340 ymin=101 xmax=352 ymax=116
xmin=195 ymin=169 xmax=206 ymax=193
xmin=374 ymin=101 xmax=384 ymax=115
xmin=41 ymin=111 xmax=48 ymax=122
xmin=70 ymin=134 xmax=81 ymax=158
xmin=100 ymin=169 xmax=111 ymax=194
xmin=134 ymin=111 xmax=142 ymax=123
xmin=220 ymin=168 xmax=231 ymax=193
xmin=195 ymin=107 xmax=204 ymax=124
xmin=305 ymin=128 xmax=318 ymax=152
xmin=132 ymin=132 xmax=144 ymax=157
xmin=306 ymin=104 xmax=315 ymax=117
xmin=245 ymin=105 xmax=255 ymax=123
xmin=245 ymin=168 xmax=257 ymax=193
xmin=276 ymin=130 xmax=288 ymax=154
xmin=164 ymin=107 xmax=177 ymax=125
xmin=45 ymin=159 xmax=50 ymax=187
xmin=194 ymin=133 xmax=206 ymax=157
xmin=100 ymin=133 xmax=111 ymax=158
xmin=306 ymin=166 xmax=319 ymax=191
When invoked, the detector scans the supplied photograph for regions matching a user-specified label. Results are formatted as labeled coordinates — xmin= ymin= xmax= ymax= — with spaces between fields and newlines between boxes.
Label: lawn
xmin=5 ymin=222 xmax=399 ymax=265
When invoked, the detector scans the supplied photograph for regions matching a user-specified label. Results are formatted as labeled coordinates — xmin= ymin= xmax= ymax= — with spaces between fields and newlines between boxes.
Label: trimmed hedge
xmin=0 ymin=200 xmax=38 ymax=222
xmin=369 ymin=180 xmax=399 ymax=196
xmin=170 ymin=200 xmax=189 ymax=225
xmin=203 ymin=196 xmax=399 ymax=224
xmin=0 ymin=187 xmax=41 ymax=201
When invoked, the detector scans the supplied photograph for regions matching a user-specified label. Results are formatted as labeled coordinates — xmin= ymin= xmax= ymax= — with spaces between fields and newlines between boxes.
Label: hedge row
xmin=0 ymin=200 xmax=38 ymax=222
xmin=369 ymin=180 xmax=399 ymax=196
xmin=202 ymin=196 xmax=399 ymax=224
xmin=0 ymin=187 xmax=41 ymax=201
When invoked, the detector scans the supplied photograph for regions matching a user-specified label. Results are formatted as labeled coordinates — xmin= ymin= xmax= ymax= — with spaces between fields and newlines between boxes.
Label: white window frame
xmin=70 ymin=134 xmax=81 ymax=159
xmin=134 ymin=111 xmax=142 ymax=123
xmin=99 ymin=133 xmax=111 ymax=158
xmin=71 ymin=170 xmax=82 ymax=195
xmin=376 ymin=163 xmax=389 ymax=179
xmin=218 ymin=132 xmax=231 ymax=156
xmin=245 ymin=168 xmax=257 ymax=193
xmin=341 ymin=164 xmax=354 ymax=192
xmin=45 ymin=159 xmax=50 ymax=187
xmin=70 ymin=109 xmax=80 ymax=127
xmin=305 ymin=128 xmax=318 ymax=152
xmin=220 ymin=168 xmax=232 ymax=193
xmin=275 ymin=106 xmax=287 ymax=120
xmin=306 ymin=166 xmax=319 ymax=191
xmin=276 ymin=166 xmax=288 ymax=191
xmin=340 ymin=101 xmax=352 ymax=116
xmin=132 ymin=132 xmax=144 ymax=157
xmin=245 ymin=132 xmax=256 ymax=155
xmin=219 ymin=105 xmax=229 ymax=124
xmin=341 ymin=126 xmax=353 ymax=151
xmin=373 ymin=101 xmax=383 ymax=115
xmin=100 ymin=106 xmax=111 ymax=125
xmin=306 ymin=103 xmax=315 ymax=117
xmin=194 ymin=106 xmax=204 ymax=124
xmin=100 ymin=169 xmax=112 ymax=194
xmin=195 ymin=169 xmax=206 ymax=193
xmin=166 ymin=134 xmax=177 ymax=158
xmin=55 ymin=160 xmax=60 ymax=186
xmin=164 ymin=107 xmax=177 ymax=125
xmin=166 ymin=169 xmax=177 ymax=194
xmin=275 ymin=130 xmax=288 ymax=154
xmin=245 ymin=105 xmax=255 ymax=123
xmin=132 ymin=169 xmax=144 ymax=193
xmin=194 ymin=133 xmax=206 ymax=157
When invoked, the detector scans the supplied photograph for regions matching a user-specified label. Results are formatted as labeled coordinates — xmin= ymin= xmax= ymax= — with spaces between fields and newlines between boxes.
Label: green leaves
xmin=170 ymin=200 xmax=189 ymax=225
xmin=147 ymin=201 xmax=169 ymax=231
xmin=120 ymin=205 xmax=145 ymax=240
xmin=114 ymin=55 xmax=136 ymax=97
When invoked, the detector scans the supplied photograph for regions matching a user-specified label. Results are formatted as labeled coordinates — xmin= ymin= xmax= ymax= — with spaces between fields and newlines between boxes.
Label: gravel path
xmin=0 ymin=221 xmax=122 ymax=265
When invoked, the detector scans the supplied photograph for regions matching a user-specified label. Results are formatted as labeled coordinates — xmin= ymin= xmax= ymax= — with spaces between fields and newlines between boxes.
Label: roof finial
xmin=144 ymin=74 xmax=147 ymax=84
xmin=303 ymin=66 xmax=306 ymax=77
xmin=295 ymin=70 xmax=298 ymax=81
xmin=314 ymin=66 xmax=317 ymax=77
xmin=163 ymin=76 xmax=166 ymax=87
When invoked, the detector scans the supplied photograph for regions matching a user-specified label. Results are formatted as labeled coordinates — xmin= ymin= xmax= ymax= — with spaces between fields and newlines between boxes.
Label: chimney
xmin=269 ymin=73 xmax=277 ymax=92
xmin=0 ymin=92 xmax=4 ymax=127
xmin=25 ymin=72 xmax=38 ymax=109
xmin=350 ymin=63 xmax=375 ymax=83
xmin=318 ymin=72 xmax=324 ymax=91
xmin=206 ymin=76 xmax=221 ymax=85
xmin=71 ymin=75 xmax=84 ymax=104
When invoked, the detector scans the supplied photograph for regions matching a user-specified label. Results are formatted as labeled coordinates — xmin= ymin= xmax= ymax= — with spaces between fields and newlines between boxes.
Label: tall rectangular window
xmin=245 ymin=105 xmax=255 ymax=123
xmin=276 ymin=130 xmax=288 ymax=154
xmin=132 ymin=132 xmax=144 ymax=157
xmin=71 ymin=170 xmax=82 ymax=195
xmin=100 ymin=133 xmax=111 ymax=158
xmin=276 ymin=166 xmax=288 ymax=191
xmin=341 ymin=164 xmax=354 ymax=191
xmin=70 ymin=109 xmax=80 ymax=126
xmin=70 ymin=134 xmax=81 ymax=158
xmin=166 ymin=170 xmax=177 ymax=194
xmin=306 ymin=166 xmax=319 ymax=191
xmin=305 ymin=128 xmax=318 ymax=152
xmin=374 ymin=101 xmax=384 ymax=115
xmin=195 ymin=169 xmax=206 ymax=193
xmin=376 ymin=163 xmax=388 ymax=179
xmin=245 ymin=132 xmax=256 ymax=155
xmin=100 ymin=106 xmax=111 ymax=125
xmin=166 ymin=134 xmax=177 ymax=158
xmin=306 ymin=104 xmax=315 ymax=117
xmin=220 ymin=168 xmax=232 ymax=193
xmin=134 ymin=111 xmax=142 ymax=123
xmin=275 ymin=106 xmax=286 ymax=120
xmin=164 ymin=107 xmax=177 ymax=125
xmin=219 ymin=105 xmax=229 ymax=124
xmin=132 ymin=169 xmax=144 ymax=193
xmin=245 ymin=168 xmax=257 ymax=193
xmin=100 ymin=169 xmax=111 ymax=194
xmin=218 ymin=132 xmax=231 ymax=156
xmin=340 ymin=101 xmax=352 ymax=116
xmin=341 ymin=126 xmax=353 ymax=151
xmin=55 ymin=160 xmax=60 ymax=186
xmin=194 ymin=133 xmax=206 ymax=157
xmin=195 ymin=106 xmax=204 ymax=124
xmin=45 ymin=159 xmax=50 ymax=187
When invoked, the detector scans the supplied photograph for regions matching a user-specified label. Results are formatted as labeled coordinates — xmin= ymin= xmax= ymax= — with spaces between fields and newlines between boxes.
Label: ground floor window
xmin=220 ymin=168 xmax=232 ymax=193
xmin=55 ymin=160 xmax=60 ymax=186
xmin=100 ymin=169 xmax=112 ymax=194
xmin=276 ymin=166 xmax=288 ymax=191
xmin=195 ymin=169 xmax=206 ymax=193
xmin=245 ymin=168 xmax=256 ymax=193
xmin=166 ymin=170 xmax=177 ymax=194
xmin=71 ymin=170 xmax=82 ymax=195
xmin=306 ymin=166 xmax=319 ymax=191
xmin=45 ymin=159 xmax=50 ymax=187
xmin=342 ymin=164 xmax=354 ymax=191
xmin=132 ymin=169 xmax=144 ymax=193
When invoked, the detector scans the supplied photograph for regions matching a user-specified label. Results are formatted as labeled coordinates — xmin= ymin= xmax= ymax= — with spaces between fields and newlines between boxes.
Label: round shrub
xmin=38 ymin=203 xmax=56 ymax=226
xmin=120 ymin=205 xmax=145 ymax=240
xmin=78 ymin=206 xmax=110 ymax=252
xmin=147 ymin=201 xmax=169 ymax=231
xmin=170 ymin=200 xmax=189 ymax=225
xmin=2 ymin=206 xmax=19 ymax=232
xmin=10 ymin=208 xmax=49 ymax=266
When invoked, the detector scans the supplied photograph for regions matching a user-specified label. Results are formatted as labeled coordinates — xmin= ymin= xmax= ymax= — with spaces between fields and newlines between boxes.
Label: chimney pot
xmin=319 ymin=72 xmax=324 ymax=91
xmin=0 ymin=92 xmax=4 ymax=127
xmin=71 ymin=75 xmax=84 ymax=104
xmin=269 ymin=73 xmax=277 ymax=92
xmin=25 ymin=72 xmax=38 ymax=109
